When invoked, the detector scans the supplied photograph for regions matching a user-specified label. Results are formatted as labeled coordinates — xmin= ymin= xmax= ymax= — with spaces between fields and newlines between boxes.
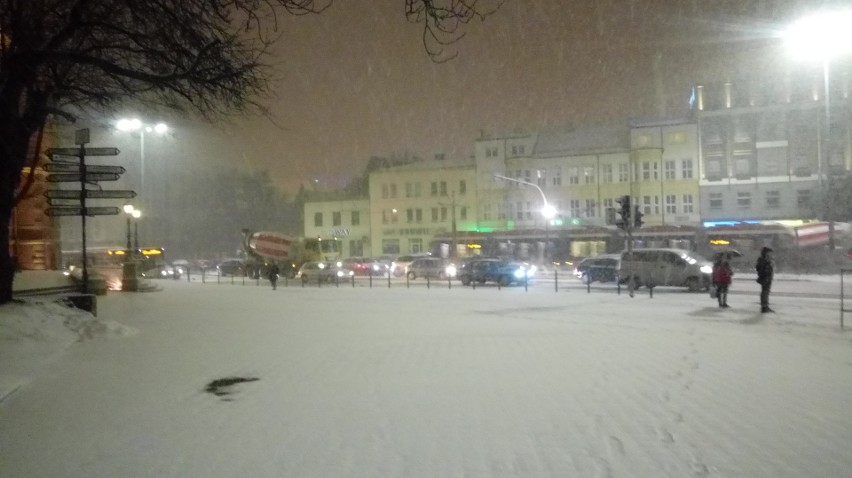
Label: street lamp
xmin=494 ymin=173 xmax=557 ymax=261
xmin=116 ymin=117 xmax=169 ymax=198
xmin=123 ymin=204 xmax=135 ymax=253
xmin=132 ymin=208 xmax=142 ymax=250
xmin=785 ymin=9 xmax=852 ymax=250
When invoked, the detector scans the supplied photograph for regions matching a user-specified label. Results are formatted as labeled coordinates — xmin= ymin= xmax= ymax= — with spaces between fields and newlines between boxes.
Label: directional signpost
xmin=44 ymin=189 xmax=136 ymax=200
xmin=43 ymin=129 xmax=130 ymax=293
xmin=45 ymin=206 xmax=121 ymax=217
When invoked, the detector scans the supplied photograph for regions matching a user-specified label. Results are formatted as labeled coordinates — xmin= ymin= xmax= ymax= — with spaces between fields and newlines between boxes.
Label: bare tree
xmin=0 ymin=0 xmax=503 ymax=303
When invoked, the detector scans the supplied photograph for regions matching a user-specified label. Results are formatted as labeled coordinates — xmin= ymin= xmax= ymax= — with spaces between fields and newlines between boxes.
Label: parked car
xmin=457 ymin=258 xmax=536 ymax=286
xmin=215 ymin=259 xmax=246 ymax=277
xmin=341 ymin=257 xmax=387 ymax=276
xmin=405 ymin=257 xmax=455 ymax=280
xmin=296 ymin=261 xmax=355 ymax=284
xmin=390 ymin=254 xmax=429 ymax=277
xmin=618 ymin=248 xmax=712 ymax=291
xmin=573 ymin=254 xmax=621 ymax=283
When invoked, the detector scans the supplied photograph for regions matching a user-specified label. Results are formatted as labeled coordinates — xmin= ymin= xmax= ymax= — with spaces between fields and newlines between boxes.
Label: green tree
xmin=0 ymin=0 xmax=502 ymax=302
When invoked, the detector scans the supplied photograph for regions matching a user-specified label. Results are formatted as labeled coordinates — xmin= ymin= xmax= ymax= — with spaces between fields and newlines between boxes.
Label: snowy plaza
xmin=1 ymin=276 xmax=852 ymax=477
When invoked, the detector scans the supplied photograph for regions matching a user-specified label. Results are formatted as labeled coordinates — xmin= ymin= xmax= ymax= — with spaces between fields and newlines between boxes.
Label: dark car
xmin=341 ymin=257 xmax=387 ymax=276
xmin=216 ymin=259 xmax=246 ymax=277
xmin=405 ymin=257 xmax=454 ymax=280
xmin=457 ymin=258 xmax=536 ymax=286
xmin=573 ymin=254 xmax=621 ymax=283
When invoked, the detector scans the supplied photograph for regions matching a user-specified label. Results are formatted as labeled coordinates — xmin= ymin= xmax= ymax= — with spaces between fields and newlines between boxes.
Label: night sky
xmin=181 ymin=0 xmax=840 ymax=196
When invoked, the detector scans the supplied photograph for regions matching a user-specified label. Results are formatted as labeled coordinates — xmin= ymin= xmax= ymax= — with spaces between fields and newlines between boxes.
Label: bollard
xmin=554 ymin=269 xmax=558 ymax=292
xmin=387 ymin=271 xmax=391 ymax=288
xmin=447 ymin=275 xmax=452 ymax=290
xmin=426 ymin=276 xmax=430 ymax=289
xmin=524 ymin=274 xmax=528 ymax=292
xmin=368 ymin=270 xmax=372 ymax=288
xmin=587 ymin=271 xmax=592 ymax=293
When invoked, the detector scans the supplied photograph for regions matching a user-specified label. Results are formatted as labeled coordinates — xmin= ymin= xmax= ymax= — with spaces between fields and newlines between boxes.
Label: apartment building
xmin=368 ymin=157 xmax=477 ymax=258
xmin=693 ymin=73 xmax=852 ymax=224
xmin=302 ymin=196 xmax=371 ymax=259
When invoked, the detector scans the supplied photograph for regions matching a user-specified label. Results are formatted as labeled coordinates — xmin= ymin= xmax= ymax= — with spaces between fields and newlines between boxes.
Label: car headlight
xmin=445 ymin=265 xmax=457 ymax=277
xmin=513 ymin=268 xmax=525 ymax=279
xmin=336 ymin=270 xmax=345 ymax=277
xmin=700 ymin=265 xmax=712 ymax=274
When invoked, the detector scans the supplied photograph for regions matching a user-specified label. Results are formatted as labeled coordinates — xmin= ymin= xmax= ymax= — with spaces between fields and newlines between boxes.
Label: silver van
xmin=618 ymin=248 xmax=713 ymax=291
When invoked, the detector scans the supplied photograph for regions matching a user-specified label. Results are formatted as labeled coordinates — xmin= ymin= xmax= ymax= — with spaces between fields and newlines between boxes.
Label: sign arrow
xmin=44 ymin=189 xmax=137 ymax=200
xmin=44 ymin=163 xmax=126 ymax=174
xmin=44 ymin=206 xmax=121 ymax=217
xmin=47 ymin=173 xmax=121 ymax=182
xmin=46 ymin=147 xmax=120 ymax=158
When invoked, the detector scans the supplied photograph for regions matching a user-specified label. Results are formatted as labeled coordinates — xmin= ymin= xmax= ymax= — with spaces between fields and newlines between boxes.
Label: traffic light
xmin=615 ymin=195 xmax=631 ymax=230
xmin=633 ymin=205 xmax=645 ymax=229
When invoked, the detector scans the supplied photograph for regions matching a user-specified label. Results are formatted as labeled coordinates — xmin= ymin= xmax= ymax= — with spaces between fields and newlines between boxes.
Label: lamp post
xmin=123 ymin=204 xmax=135 ymax=254
xmin=493 ymin=173 xmax=557 ymax=261
xmin=132 ymin=209 xmax=141 ymax=250
xmin=785 ymin=9 xmax=852 ymax=250
xmin=116 ymin=118 xmax=168 ymax=202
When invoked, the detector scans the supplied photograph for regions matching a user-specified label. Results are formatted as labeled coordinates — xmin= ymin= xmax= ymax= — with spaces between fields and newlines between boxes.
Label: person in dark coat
xmin=713 ymin=259 xmax=733 ymax=308
xmin=755 ymin=247 xmax=774 ymax=313
xmin=268 ymin=262 xmax=280 ymax=290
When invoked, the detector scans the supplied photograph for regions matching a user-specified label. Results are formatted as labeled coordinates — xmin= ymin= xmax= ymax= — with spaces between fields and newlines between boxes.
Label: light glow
xmin=785 ymin=10 xmax=852 ymax=61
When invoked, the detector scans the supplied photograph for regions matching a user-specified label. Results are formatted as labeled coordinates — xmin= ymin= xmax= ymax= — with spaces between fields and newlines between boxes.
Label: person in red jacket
xmin=712 ymin=260 xmax=733 ymax=308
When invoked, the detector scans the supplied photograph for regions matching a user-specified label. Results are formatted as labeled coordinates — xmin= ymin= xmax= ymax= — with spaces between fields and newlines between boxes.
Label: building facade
xmin=302 ymin=197 xmax=371 ymax=259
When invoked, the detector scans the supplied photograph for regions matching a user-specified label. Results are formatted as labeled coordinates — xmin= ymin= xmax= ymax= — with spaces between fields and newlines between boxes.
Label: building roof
xmin=533 ymin=124 xmax=630 ymax=157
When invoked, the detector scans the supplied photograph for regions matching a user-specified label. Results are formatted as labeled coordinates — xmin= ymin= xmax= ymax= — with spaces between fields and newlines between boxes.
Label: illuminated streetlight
xmin=115 ymin=117 xmax=169 ymax=196
xmin=131 ymin=209 xmax=142 ymax=250
xmin=494 ymin=173 xmax=558 ymax=261
xmin=123 ymin=204 xmax=135 ymax=253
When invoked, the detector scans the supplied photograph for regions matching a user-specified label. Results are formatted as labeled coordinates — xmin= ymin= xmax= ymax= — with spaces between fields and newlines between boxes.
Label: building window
xmin=643 ymin=196 xmax=652 ymax=214
xmin=537 ymin=169 xmax=546 ymax=187
xmin=682 ymin=194 xmax=694 ymax=213
xmin=797 ymin=189 xmax=811 ymax=208
xmin=460 ymin=206 xmax=467 ymax=220
xmin=314 ymin=212 xmax=323 ymax=227
xmin=349 ymin=239 xmax=364 ymax=257
xmin=485 ymin=146 xmax=499 ymax=157
xmin=416 ymin=208 xmax=423 ymax=222
xmin=405 ymin=183 xmax=413 ymax=198
xmin=409 ymin=238 xmax=423 ymax=254
xmin=642 ymin=162 xmax=651 ymax=180
xmin=431 ymin=207 xmax=438 ymax=222
xmin=440 ymin=181 xmax=447 ymax=196
xmin=665 ymin=194 xmax=677 ymax=214
xmin=351 ymin=211 xmax=360 ymax=226
xmin=441 ymin=207 xmax=448 ymax=221
xmin=381 ymin=184 xmax=389 ymax=199
xmin=332 ymin=211 xmax=341 ymax=226
xmin=602 ymin=164 xmax=613 ymax=183
xmin=681 ymin=159 xmax=694 ymax=179
xmin=766 ymin=190 xmax=781 ymax=209
xmin=551 ymin=168 xmax=562 ymax=186
xmin=406 ymin=209 xmax=414 ymax=223
xmin=569 ymin=199 xmax=581 ymax=217
xmin=568 ymin=167 xmax=579 ymax=184
xmin=664 ymin=160 xmax=676 ymax=180
xmin=709 ymin=193 xmax=723 ymax=210
xmin=382 ymin=210 xmax=389 ymax=224
xmin=382 ymin=239 xmax=400 ymax=255
xmin=516 ymin=201 xmax=523 ymax=220
xmin=459 ymin=180 xmax=466 ymax=195
xmin=618 ymin=163 xmax=630 ymax=182
xmin=585 ymin=199 xmax=596 ymax=217
xmin=391 ymin=209 xmax=398 ymax=223
xmin=737 ymin=191 xmax=751 ymax=209
xmin=430 ymin=182 xmax=438 ymax=196
xmin=583 ymin=166 xmax=595 ymax=184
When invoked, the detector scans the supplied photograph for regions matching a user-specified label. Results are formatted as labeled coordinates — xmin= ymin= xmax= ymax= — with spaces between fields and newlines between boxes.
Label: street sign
xmin=44 ymin=189 xmax=137 ymax=200
xmin=44 ymin=206 xmax=121 ymax=217
xmin=43 ymin=163 xmax=126 ymax=174
xmin=46 ymin=173 xmax=121 ymax=182
xmin=46 ymin=147 xmax=120 ymax=158
xmin=75 ymin=128 xmax=90 ymax=145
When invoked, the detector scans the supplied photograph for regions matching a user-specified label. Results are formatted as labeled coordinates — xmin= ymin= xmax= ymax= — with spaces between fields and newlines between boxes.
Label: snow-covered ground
xmin=2 ymin=278 xmax=851 ymax=477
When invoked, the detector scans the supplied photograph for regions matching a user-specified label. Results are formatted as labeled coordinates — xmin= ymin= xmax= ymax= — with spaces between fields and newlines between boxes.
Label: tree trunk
xmin=0 ymin=171 xmax=16 ymax=303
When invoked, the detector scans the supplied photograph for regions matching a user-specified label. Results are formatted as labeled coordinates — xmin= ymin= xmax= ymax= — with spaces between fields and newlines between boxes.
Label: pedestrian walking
xmin=755 ymin=247 xmax=774 ymax=313
xmin=712 ymin=259 xmax=733 ymax=308
xmin=268 ymin=262 xmax=280 ymax=290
